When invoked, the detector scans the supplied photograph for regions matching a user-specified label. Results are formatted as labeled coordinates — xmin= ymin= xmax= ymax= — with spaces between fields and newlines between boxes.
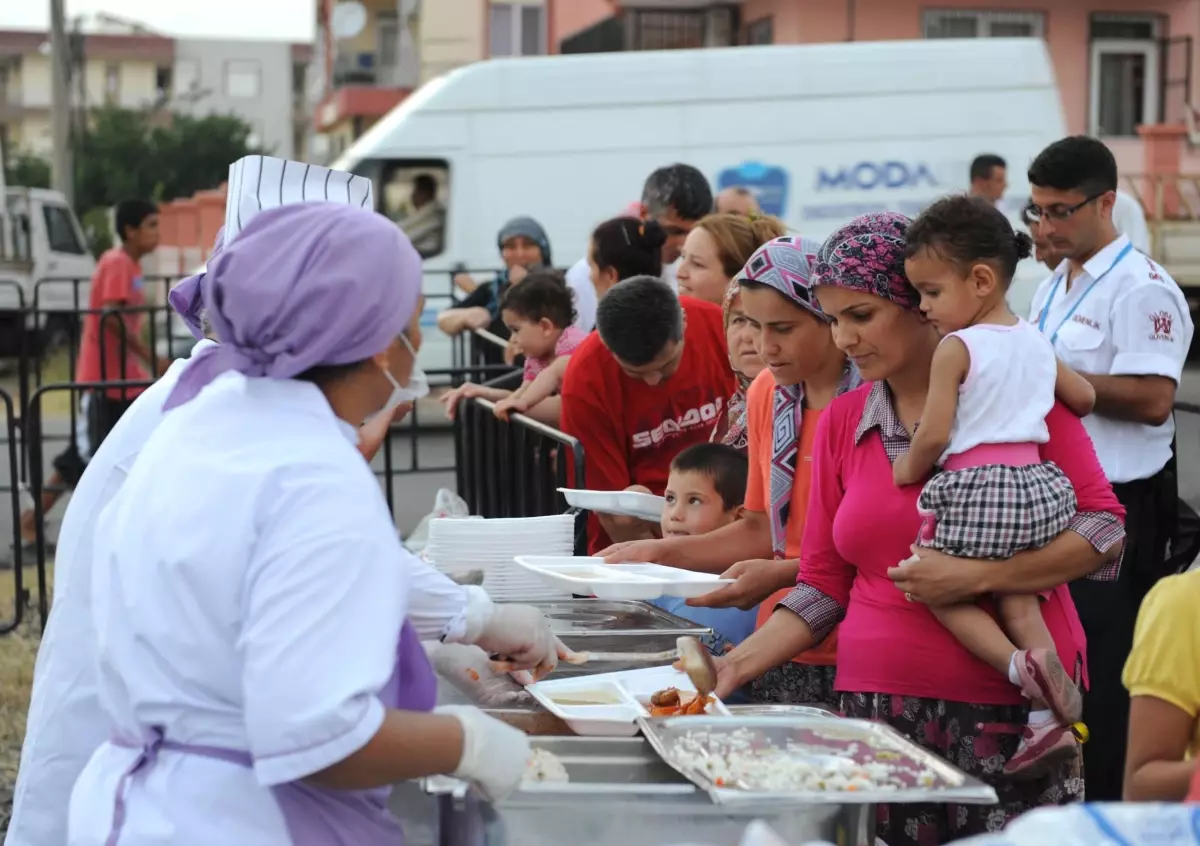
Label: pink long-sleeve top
xmin=780 ymin=382 xmax=1126 ymax=705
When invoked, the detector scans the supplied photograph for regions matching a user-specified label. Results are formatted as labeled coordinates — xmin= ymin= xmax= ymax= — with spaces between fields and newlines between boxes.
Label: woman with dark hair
xmin=587 ymin=217 xmax=665 ymax=300
xmin=707 ymin=213 xmax=1126 ymax=843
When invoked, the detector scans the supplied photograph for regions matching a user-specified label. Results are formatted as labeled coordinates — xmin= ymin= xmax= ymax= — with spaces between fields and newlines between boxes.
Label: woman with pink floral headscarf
xmin=710 ymin=213 xmax=1126 ymax=843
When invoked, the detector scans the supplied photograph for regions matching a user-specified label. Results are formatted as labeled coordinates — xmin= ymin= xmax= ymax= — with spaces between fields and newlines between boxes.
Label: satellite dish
xmin=331 ymin=1 xmax=367 ymax=40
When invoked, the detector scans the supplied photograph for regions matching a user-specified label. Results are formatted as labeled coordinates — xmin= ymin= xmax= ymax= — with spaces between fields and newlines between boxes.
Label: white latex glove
xmin=471 ymin=603 xmax=564 ymax=681
xmin=438 ymin=705 xmax=531 ymax=802
xmin=426 ymin=642 xmax=534 ymax=707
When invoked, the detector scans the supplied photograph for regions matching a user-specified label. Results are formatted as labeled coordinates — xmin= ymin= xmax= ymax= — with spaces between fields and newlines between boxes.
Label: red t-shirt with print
xmin=76 ymin=247 xmax=149 ymax=399
xmin=560 ymin=297 xmax=736 ymax=552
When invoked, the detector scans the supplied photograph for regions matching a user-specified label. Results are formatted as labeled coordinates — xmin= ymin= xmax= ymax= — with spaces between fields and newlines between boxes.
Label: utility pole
xmin=49 ymin=0 xmax=74 ymax=206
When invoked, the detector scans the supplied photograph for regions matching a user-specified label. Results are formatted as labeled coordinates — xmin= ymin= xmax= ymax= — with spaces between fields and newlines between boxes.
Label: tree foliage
xmin=4 ymin=151 xmax=52 ymax=189
xmin=73 ymin=105 xmax=260 ymax=212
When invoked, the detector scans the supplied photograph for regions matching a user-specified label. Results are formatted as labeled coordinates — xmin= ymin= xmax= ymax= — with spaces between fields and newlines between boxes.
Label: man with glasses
xmin=1026 ymin=135 xmax=1193 ymax=802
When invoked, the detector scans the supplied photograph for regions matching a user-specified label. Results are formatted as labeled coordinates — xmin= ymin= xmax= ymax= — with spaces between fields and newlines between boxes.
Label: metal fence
xmin=0 ymin=268 xmax=584 ymax=631
xmin=454 ymin=395 xmax=588 ymax=555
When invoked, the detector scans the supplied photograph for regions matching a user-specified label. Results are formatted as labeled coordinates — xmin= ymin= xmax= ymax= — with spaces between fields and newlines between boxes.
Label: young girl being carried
xmin=892 ymin=195 xmax=1096 ymax=777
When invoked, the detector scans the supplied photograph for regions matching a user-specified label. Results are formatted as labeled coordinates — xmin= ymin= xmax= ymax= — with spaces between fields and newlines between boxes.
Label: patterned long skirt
xmin=838 ymin=693 xmax=1084 ymax=845
xmin=750 ymin=663 xmax=840 ymax=711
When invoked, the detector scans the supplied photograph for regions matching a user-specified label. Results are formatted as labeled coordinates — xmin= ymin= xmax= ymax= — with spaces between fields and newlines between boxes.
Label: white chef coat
xmin=1028 ymin=234 xmax=1193 ymax=483
xmin=12 ymin=343 xmax=475 ymax=846
xmin=7 ymin=342 xmax=215 ymax=846
xmin=68 ymin=372 xmax=420 ymax=844
xmin=564 ymin=257 xmax=597 ymax=333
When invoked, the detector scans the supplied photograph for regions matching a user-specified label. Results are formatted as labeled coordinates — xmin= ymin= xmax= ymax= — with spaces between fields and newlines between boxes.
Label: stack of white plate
xmin=424 ymin=514 xmax=576 ymax=601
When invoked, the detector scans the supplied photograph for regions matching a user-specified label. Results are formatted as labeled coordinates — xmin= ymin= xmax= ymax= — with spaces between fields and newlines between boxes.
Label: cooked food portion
xmin=670 ymin=727 xmax=943 ymax=793
xmin=523 ymin=748 xmax=570 ymax=784
xmin=548 ymin=688 xmax=623 ymax=706
xmin=647 ymin=686 xmax=714 ymax=716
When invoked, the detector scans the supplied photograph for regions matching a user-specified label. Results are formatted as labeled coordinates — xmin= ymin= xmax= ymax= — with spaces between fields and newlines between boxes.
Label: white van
xmin=333 ymin=37 xmax=1065 ymax=371
xmin=0 ymin=187 xmax=97 ymax=358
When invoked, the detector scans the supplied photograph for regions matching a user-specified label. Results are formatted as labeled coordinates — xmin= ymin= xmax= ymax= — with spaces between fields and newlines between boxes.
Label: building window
xmin=922 ymin=9 xmax=1046 ymax=39
xmin=377 ymin=10 xmax=399 ymax=69
xmin=175 ymin=59 xmax=200 ymax=95
xmin=635 ymin=11 xmax=707 ymax=50
xmin=490 ymin=3 xmax=545 ymax=57
xmin=745 ymin=17 xmax=774 ymax=45
xmin=104 ymin=63 xmax=120 ymax=104
xmin=224 ymin=60 xmax=261 ymax=99
xmin=1090 ymin=13 xmax=1164 ymax=137
xmin=43 ymin=204 xmax=86 ymax=255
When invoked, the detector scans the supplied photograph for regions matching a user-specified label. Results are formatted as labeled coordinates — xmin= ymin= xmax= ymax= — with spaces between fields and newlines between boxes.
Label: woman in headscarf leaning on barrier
xmin=437 ymin=216 xmax=552 ymax=364
xmin=67 ymin=203 xmax=546 ymax=845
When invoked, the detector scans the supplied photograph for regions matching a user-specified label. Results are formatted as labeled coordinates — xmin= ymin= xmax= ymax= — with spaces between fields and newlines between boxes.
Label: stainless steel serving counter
xmin=425 ymin=737 xmax=876 ymax=846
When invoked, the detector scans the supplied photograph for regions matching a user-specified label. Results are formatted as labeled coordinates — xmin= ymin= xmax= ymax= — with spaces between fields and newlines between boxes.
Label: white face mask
xmin=371 ymin=332 xmax=428 ymax=421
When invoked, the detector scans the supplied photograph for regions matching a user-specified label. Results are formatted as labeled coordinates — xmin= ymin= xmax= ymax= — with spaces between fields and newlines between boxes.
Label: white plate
xmin=525 ymin=678 xmax=645 ymax=736
xmin=558 ymin=489 xmax=666 ymax=522
xmin=527 ymin=665 xmax=730 ymax=736
xmin=513 ymin=556 xmax=732 ymax=601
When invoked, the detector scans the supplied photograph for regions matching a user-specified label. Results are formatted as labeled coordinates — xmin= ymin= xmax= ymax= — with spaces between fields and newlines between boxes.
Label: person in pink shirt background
xmin=712 ymin=212 xmax=1126 ymax=844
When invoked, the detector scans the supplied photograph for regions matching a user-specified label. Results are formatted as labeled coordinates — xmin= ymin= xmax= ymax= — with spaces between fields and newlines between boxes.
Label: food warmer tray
xmin=511 ymin=599 xmax=712 ymax=680
xmin=637 ymin=715 xmax=999 ymax=807
xmin=422 ymin=737 xmax=875 ymax=846
xmin=724 ymin=704 xmax=839 ymax=720
xmin=514 ymin=598 xmax=711 ymax=636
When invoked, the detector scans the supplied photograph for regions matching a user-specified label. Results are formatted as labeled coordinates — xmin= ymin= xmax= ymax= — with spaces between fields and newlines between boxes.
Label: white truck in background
xmin=0 ymin=186 xmax=96 ymax=359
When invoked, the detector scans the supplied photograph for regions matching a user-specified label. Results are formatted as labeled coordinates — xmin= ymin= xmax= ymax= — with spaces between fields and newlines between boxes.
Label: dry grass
xmin=0 ymin=563 xmax=51 ymax=835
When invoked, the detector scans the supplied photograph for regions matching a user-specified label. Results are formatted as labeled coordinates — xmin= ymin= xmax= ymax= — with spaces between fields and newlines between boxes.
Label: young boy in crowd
xmin=635 ymin=442 xmax=759 ymax=655
xmin=441 ymin=270 xmax=585 ymax=427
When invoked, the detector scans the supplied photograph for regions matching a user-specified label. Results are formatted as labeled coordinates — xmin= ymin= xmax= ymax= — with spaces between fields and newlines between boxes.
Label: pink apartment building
xmin=549 ymin=0 xmax=1200 ymax=183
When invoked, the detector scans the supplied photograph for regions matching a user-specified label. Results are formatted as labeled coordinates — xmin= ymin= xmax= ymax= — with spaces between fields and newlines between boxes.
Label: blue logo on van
xmin=717 ymin=162 xmax=789 ymax=217
xmin=816 ymin=162 xmax=939 ymax=192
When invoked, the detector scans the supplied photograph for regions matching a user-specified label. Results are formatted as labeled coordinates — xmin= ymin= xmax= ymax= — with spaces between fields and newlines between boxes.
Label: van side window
xmin=43 ymin=205 xmax=87 ymax=255
xmin=377 ymin=161 xmax=450 ymax=259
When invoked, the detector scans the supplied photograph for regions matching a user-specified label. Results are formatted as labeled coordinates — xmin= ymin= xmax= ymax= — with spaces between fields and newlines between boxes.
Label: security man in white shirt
xmin=1026 ymin=135 xmax=1194 ymax=803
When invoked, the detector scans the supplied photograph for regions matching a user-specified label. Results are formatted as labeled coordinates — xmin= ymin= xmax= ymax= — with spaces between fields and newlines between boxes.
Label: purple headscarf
xmin=736 ymin=235 xmax=828 ymax=322
xmin=812 ymin=212 xmax=919 ymax=311
xmin=163 ymin=203 xmax=422 ymax=411
xmin=168 ymin=226 xmax=226 ymax=341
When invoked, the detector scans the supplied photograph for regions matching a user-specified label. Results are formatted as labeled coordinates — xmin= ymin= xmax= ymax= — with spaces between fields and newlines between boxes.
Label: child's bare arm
xmin=519 ymin=356 xmax=571 ymax=410
xmin=1055 ymin=359 xmax=1096 ymax=417
xmin=893 ymin=338 xmax=969 ymax=487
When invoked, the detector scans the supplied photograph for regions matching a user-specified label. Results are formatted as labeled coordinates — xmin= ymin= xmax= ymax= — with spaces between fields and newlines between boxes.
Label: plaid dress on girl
xmin=917 ymin=321 xmax=1076 ymax=558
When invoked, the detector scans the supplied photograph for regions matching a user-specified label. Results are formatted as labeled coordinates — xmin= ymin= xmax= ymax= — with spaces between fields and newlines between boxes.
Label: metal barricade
xmin=0 ymin=386 xmax=28 ymax=634
xmin=454 ymin=396 xmax=586 ymax=551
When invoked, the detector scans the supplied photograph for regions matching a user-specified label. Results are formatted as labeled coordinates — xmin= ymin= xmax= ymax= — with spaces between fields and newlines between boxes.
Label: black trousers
xmin=1069 ymin=468 xmax=1174 ymax=802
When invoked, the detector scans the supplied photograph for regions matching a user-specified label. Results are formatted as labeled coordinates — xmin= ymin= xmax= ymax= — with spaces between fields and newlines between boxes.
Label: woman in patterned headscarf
xmin=711 ymin=213 xmax=1126 ymax=844
xmin=602 ymin=237 xmax=859 ymax=700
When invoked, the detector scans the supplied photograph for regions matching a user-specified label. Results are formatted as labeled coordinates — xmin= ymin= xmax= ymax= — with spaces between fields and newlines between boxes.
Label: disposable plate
xmin=513 ymin=556 xmax=732 ymax=601
xmin=528 ymin=665 xmax=731 ymax=737
xmin=558 ymin=488 xmax=666 ymax=522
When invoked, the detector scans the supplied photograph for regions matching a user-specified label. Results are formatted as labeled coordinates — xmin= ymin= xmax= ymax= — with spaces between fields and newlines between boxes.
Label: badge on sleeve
xmin=1149 ymin=311 xmax=1175 ymax=342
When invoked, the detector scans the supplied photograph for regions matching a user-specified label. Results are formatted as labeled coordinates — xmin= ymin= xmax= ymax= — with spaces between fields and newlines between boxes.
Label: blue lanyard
xmin=1036 ymin=242 xmax=1133 ymax=345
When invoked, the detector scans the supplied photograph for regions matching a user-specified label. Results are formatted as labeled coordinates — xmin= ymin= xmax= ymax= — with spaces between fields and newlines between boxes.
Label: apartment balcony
xmin=560 ymin=3 xmax=741 ymax=53
xmin=313 ymin=0 xmax=417 ymax=133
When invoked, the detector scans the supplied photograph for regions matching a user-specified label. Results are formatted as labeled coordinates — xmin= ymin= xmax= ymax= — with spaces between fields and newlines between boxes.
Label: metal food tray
xmin=518 ymin=599 xmax=710 ymax=636
xmin=423 ymin=737 xmax=698 ymax=800
xmin=637 ymin=715 xmax=999 ymax=807
xmin=725 ymin=704 xmax=839 ymax=719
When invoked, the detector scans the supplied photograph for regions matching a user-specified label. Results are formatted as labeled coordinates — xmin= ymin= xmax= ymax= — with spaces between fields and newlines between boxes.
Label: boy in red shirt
xmin=560 ymin=275 xmax=735 ymax=552
xmin=15 ymin=200 xmax=162 ymax=556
